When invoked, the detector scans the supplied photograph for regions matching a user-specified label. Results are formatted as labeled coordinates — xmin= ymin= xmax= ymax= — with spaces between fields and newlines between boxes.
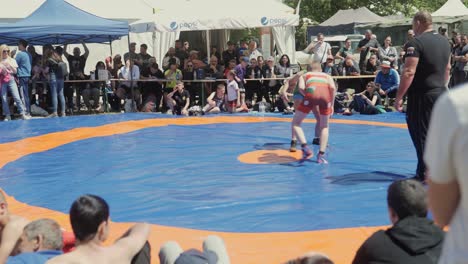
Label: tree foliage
xmin=284 ymin=0 xmax=468 ymax=22
xmin=284 ymin=0 xmax=467 ymax=48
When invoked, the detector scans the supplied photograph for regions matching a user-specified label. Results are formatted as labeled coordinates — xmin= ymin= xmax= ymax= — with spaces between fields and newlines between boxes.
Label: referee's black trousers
xmin=406 ymin=90 xmax=444 ymax=180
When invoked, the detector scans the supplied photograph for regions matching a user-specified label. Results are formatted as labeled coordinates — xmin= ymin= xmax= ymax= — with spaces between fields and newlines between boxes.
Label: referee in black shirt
xmin=395 ymin=11 xmax=451 ymax=182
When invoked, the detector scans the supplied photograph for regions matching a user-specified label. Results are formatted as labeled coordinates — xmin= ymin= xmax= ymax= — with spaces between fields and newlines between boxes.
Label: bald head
xmin=310 ymin=61 xmax=322 ymax=72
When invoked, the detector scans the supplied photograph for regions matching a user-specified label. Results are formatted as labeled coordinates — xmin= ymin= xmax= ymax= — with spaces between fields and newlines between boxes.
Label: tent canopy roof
xmin=130 ymin=0 xmax=299 ymax=33
xmin=320 ymin=7 xmax=388 ymax=26
xmin=432 ymin=0 xmax=468 ymax=17
xmin=0 ymin=0 xmax=128 ymax=45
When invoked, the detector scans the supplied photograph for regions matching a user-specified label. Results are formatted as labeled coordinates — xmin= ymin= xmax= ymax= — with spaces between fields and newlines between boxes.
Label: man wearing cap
xmin=375 ymin=61 xmax=400 ymax=98
xmin=395 ymin=11 xmax=451 ymax=182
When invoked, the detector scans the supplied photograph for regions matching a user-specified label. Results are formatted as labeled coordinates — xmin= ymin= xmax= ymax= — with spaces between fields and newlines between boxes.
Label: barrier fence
xmin=29 ymin=75 xmax=376 ymax=113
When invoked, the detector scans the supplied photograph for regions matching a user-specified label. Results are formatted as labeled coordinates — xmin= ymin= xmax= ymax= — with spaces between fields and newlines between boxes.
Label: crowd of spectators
xmin=1 ymin=27 xmax=465 ymax=120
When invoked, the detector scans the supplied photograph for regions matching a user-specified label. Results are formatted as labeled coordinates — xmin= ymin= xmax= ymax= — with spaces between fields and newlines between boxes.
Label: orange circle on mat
xmin=238 ymin=149 xmax=304 ymax=164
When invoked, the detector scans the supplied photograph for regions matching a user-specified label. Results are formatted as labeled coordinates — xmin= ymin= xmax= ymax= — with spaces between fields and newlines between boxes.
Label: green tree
xmin=284 ymin=0 xmax=468 ymax=48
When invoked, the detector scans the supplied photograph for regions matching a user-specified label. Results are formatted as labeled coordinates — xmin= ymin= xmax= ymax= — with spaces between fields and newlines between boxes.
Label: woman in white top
xmin=0 ymin=45 xmax=27 ymax=121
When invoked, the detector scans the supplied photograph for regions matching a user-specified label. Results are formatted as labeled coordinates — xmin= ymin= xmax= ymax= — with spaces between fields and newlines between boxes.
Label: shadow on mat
xmin=326 ymin=171 xmax=411 ymax=185
xmin=254 ymin=143 xmax=288 ymax=150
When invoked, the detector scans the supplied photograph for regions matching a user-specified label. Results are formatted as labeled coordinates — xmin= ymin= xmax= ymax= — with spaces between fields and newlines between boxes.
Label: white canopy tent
xmin=130 ymin=0 xmax=299 ymax=64
xmin=432 ymin=0 xmax=468 ymax=17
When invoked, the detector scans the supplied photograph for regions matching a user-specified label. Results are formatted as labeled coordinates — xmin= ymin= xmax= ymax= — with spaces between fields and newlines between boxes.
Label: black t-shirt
xmin=140 ymin=68 xmax=164 ymax=92
xmin=222 ymin=50 xmax=238 ymax=67
xmin=365 ymin=90 xmax=382 ymax=106
xmin=405 ymin=31 xmax=451 ymax=94
xmin=172 ymin=90 xmax=190 ymax=107
xmin=66 ymin=54 xmax=86 ymax=78
xmin=358 ymin=38 xmax=379 ymax=64
xmin=139 ymin=53 xmax=152 ymax=69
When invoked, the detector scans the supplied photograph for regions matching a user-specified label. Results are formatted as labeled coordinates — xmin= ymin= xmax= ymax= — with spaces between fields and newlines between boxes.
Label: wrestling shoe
xmin=302 ymin=146 xmax=313 ymax=160
xmin=289 ymin=140 xmax=297 ymax=152
xmin=312 ymin=138 xmax=320 ymax=145
xmin=317 ymin=152 xmax=328 ymax=164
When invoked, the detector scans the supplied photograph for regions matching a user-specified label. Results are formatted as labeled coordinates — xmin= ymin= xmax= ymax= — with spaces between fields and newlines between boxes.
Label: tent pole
xmin=127 ymin=33 xmax=135 ymax=112
xmin=206 ymin=30 xmax=211 ymax=60
xmin=109 ymin=36 xmax=113 ymax=57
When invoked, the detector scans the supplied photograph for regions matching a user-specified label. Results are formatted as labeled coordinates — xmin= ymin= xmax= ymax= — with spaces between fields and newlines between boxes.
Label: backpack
xmin=56 ymin=61 xmax=68 ymax=79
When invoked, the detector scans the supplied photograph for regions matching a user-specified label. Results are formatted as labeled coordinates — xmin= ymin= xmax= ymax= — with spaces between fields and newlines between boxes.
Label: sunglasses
xmin=187 ymin=65 xmax=193 ymax=67
xmin=3 ymin=50 xmax=9 ymax=53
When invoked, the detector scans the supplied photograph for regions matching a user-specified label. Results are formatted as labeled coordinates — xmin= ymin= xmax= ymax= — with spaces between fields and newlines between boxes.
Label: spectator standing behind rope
xmin=0 ymin=45 xmax=28 ymax=121
xmin=15 ymin=39 xmax=32 ymax=117
xmin=394 ymin=11 xmax=451 ymax=182
xmin=44 ymin=45 xmax=67 ymax=118
xmin=64 ymin=42 xmax=89 ymax=113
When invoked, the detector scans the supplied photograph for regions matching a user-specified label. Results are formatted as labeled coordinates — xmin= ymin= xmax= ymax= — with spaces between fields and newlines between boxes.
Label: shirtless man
xmin=0 ymin=190 xmax=30 ymax=263
xmin=47 ymin=195 xmax=150 ymax=264
xmin=292 ymin=62 xmax=336 ymax=163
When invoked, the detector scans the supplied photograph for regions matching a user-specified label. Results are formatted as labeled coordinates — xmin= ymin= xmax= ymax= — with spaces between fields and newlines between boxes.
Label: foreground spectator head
xmin=18 ymin=219 xmax=63 ymax=253
xmin=387 ymin=179 xmax=427 ymax=223
xmin=183 ymin=41 xmax=190 ymax=50
xmin=69 ymin=194 xmax=110 ymax=243
xmin=27 ymin=45 xmax=36 ymax=54
xmin=316 ymin=33 xmax=324 ymax=43
xmin=176 ymin=81 xmax=184 ymax=92
xmin=407 ymin=29 xmax=415 ymax=40
xmin=285 ymin=252 xmax=334 ymax=264
xmin=280 ymin=54 xmax=291 ymax=67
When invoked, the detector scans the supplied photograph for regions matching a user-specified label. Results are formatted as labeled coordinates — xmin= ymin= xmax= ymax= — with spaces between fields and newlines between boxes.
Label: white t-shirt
xmin=226 ymin=80 xmax=239 ymax=101
xmin=313 ymin=42 xmax=331 ymax=63
xmin=424 ymin=85 xmax=468 ymax=264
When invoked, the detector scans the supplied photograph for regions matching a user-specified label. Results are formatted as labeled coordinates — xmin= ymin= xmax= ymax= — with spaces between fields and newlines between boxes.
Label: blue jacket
xmin=7 ymin=250 xmax=62 ymax=264
xmin=375 ymin=68 xmax=400 ymax=93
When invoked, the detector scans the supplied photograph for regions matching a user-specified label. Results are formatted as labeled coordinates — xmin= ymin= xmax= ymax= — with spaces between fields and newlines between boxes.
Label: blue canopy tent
xmin=0 ymin=0 xmax=129 ymax=45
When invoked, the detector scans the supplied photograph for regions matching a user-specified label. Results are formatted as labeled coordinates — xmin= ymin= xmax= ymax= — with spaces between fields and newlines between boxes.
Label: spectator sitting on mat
xmin=352 ymin=179 xmax=444 ymax=264
xmin=7 ymin=219 xmax=63 ymax=264
xmin=202 ymin=83 xmax=226 ymax=114
xmin=284 ymin=251 xmax=334 ymax=264
xmin=159 ymin=235 xmax=230 ymax=264
xmin=343 ymin=81 xmax=384 ymax=115
xmin=166 ymin=81 xmax=190 ymax=116
xmin=47 ymin=194 xmax=151 ymax=264
xmin=374 ymin=60 xmax=400 ymax=98
xmin=0 ymin=190 xmax=30 ymax=263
